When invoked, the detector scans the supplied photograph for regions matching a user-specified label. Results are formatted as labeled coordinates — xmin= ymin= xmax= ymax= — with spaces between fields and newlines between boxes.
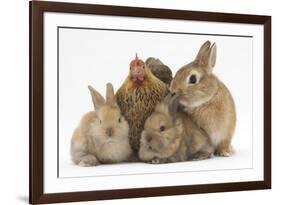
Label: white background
xmin=0 ymin=0 xmax=278 ymax=204
xmin=58 ymin=18 xmax=254 ymax=178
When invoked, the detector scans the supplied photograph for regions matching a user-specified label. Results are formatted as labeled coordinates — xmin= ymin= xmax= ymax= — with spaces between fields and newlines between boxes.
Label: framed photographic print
xmin=29 ymin=0 xmax=271 ymax=204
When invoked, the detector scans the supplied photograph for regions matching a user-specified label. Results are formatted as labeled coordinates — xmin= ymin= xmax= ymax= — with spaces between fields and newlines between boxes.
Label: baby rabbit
xmin=71 ymin=83 xmax=133 ymax=166
xmin=138 ymin=93 xmax=214 ymax=164
xmin=170 ymin=41 xmax=236 ymax=157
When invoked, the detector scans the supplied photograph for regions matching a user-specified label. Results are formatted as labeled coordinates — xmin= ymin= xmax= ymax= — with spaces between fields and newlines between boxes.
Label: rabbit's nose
xmin=106 ymin=128 xmax=113 ymax=137
xmin=146 ymin=135 xmax=152 ymax=142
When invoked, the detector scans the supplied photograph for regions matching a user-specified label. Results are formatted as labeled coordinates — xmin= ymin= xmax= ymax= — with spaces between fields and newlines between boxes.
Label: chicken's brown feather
xmin=116 ymin=69 xmax=169 ymax=153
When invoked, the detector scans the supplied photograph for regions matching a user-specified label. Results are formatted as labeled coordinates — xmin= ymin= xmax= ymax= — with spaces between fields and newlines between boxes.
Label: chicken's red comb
xmin=134 ymin=53 xmax=139 ymax=67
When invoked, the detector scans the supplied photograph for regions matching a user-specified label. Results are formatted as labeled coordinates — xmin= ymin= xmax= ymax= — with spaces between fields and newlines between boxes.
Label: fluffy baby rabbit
xmin=138 ymin=93 xmax=214 ymax=164
xmin=170 ymin=41 xmax=236 ymax=157
xmin=71 ymin=83 xmax=132 ymax=166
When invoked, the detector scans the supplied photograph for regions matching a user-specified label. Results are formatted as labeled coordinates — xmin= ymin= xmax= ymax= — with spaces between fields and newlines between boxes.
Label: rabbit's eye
xmin=160 ymin=125 xmax=165 ymax=132
xmin=189 ymin=74 xmax=197 ymax=84
xmin=118 ymin=117 xmax=121 ymax=123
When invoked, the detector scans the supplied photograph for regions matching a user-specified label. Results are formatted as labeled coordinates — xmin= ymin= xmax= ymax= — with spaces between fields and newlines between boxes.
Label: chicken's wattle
xmin=133 ymin=75 xmax=144 ymax=82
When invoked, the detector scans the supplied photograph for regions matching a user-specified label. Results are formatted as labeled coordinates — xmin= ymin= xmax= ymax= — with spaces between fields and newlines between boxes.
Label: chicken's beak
xmin=130 ymin=66 xmax=144 ymax=82
xmin=130 ymin=68 xmax=139 ymax=77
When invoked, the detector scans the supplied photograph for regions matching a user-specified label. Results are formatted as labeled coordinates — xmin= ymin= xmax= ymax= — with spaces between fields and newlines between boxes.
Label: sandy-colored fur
xmin=138 ymin=94 xmax=214 ymax=163
xmin=71 ymin=83 xmax=133 ymax=166
xmin=170 ymin=41 xmax=236 ymax=156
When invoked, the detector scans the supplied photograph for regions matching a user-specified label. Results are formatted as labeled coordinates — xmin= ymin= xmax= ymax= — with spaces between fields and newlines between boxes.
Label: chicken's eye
xmin=160 ymin=125 xmax=165 ymax=132
xmin=118 ymin=117 xmax=122 ymax=123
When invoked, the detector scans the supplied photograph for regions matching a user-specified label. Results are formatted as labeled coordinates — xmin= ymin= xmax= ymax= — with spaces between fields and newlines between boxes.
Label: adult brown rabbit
xmin=139 ymin=94 xmax=214 ymax=164
xmin=170 ymin=41 xmax=236 ymax=157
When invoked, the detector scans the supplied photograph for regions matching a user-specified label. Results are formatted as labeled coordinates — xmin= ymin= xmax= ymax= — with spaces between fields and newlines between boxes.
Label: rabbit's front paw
xmin=78 ymin=155 xmax=99 ymax=166
xmin=151 ymin=158 xmax=161 ymax=164
xmin=191 ymin=152 xmax=213 ymax=161
xmin=215 ymin=150 xmax=231 ymax=157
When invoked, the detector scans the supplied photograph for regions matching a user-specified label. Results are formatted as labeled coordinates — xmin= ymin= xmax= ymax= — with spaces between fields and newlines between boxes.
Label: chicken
xmin=116 ymin=55 xmax=169 ymax=153
xmin=145 ymin=57 xmax=173 ymax=85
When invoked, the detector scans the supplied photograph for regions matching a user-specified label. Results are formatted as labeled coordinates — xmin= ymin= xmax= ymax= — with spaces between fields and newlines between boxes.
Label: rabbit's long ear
xmin=155 ymin=93 xmax=173 ymax=114
xmin=106 ymin=83 xmax=116 ymax=104
xmin=88 ymin=85 xmax=105 ymax=110
xmin=208 ymin=43 xmax=217 ymax=68
xmin=168 ymin=94 xmax=180 ymax=122
xmin=195 ymin=40 xmax=211 ymax=63
xmin=195 ymin=41 xmax=217 ymax=73
xmin=163 ymin=92 xmax=173 ymax=104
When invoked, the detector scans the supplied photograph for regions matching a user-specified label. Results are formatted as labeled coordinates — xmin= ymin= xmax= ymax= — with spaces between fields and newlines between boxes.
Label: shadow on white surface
xmin=16 ymin=195 xmax=29 ymax=203
xmin=59 ymin=147 xmax=252 ymax=178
